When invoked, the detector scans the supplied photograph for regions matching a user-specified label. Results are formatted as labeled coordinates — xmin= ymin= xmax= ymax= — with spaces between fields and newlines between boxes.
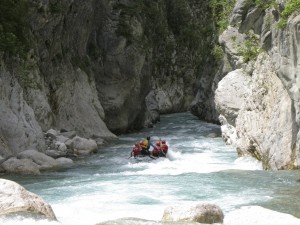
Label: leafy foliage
xmin=210 ymin=0 xmax=236 ymax=32
xmin=237 ymin=31 xmax=262 ymax=63
xmin=277 ymin=0 xmax=300 ymax=29
xmin=255 ymin=0 xmax=277 ymax=9
xmin=211 ymin=44 xmax=224 ymax=61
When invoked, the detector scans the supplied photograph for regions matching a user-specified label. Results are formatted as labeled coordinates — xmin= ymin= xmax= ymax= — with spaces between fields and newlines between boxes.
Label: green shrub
xmin=237 ymin=31 xmax=262 ymax=63
xmin=211 ymin=44 xmax=224 ymax=61
xmin=282 ymin=0 xmax=300 ymax=18
xmin=277 ymin=0 xmax=300 ymax=29
xmin=210 ymin=0 xmax=236 ymax=32
xmin=255 ymin=0 xmax=277 ymax=9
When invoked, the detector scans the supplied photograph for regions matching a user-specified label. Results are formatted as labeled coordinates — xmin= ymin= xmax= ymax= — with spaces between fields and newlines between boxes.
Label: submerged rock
xmin=0 ymin=179 xmax=57 ymax=220
xmin=162 ymin=203 xmax=224 ymax=224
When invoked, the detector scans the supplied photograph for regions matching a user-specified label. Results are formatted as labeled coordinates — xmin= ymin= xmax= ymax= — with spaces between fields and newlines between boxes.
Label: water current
xmin=1 ymin=113 xmax=300 ymax=225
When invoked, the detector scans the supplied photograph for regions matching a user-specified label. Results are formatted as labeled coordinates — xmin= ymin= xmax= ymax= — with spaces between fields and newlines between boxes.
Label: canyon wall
xmin=213 ymin=0 xmax=300 ymax=169
xmin=0 ymin=0 xmax=215 ymax=158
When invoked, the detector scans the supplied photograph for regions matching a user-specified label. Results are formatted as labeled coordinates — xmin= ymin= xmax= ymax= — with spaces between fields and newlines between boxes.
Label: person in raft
xmin=140 ymin=136 xmax=156 ymax=156
xmin=151 ymin=140 xmax=168 ymax=157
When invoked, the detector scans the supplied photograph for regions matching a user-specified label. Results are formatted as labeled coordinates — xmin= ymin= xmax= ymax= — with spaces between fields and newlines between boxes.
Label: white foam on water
xmin=51 ymin=194 xmax=165 ymax=225
xmin=2 ymin=113 xmax=284 ymax=225
xmin=224 ymin=206 xmax=300 ymax=225
xmin=233 ymin=156 xmax=263 ymax=170
xmin=122 ymin=147 xmax=262 ymax=176
xmin=0 ymin=216 xmax=61 ymax=225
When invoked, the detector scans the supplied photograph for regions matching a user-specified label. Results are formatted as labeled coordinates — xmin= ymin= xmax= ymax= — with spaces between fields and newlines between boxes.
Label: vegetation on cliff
xmin=277 ymin=0 xmax=300 ymax=28
xmin=114 ymin=0 xmax=217 ymax=78
xmin=210 ymin=0 xmax=236 ymax=32
xmin=0 ymin=0 xmax=29 ymax=55
xmin=254 ymin=0 xmax=300 ymax=29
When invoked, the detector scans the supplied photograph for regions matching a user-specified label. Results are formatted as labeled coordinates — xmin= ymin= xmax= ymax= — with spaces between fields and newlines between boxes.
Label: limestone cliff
xmin=214 ymin=0 xmax=300 ymax=170
xmin=0 ymin=0 xmax=215 ymax=157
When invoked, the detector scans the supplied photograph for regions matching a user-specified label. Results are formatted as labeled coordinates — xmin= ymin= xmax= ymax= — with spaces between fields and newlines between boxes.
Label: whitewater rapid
xmin=1 ymin=113 xmax=300 ymax=225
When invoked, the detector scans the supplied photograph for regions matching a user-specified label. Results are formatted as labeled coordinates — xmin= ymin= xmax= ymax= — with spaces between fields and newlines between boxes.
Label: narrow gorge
xmin=1 ymin=0 xmax=300 ymax=171
xmin=1 ymin=0 xmax=300 ymax=224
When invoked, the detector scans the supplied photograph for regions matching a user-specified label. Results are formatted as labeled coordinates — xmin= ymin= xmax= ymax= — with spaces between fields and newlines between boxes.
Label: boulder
xmin=0 ymin=179 xmax=56 ymax=220
xmin=46 ymin=129 xmax=58 ymax=140
xmin=59 ymin=131 xmax=76 ymax=139
xmin=162 ymin=203 xmax=224 ymax=224
xmin=56 ymin=135 xmax=69 ymax=144
xmin=56 ymin=142 xmax=67 ymax=152
xmin=70 ymin=136 xmax=97 ymax=155
xmin=17 ymin=150 xmax=58 ymax=170
xmin=55 ymin=157 xmax=74 ymax=167
xmin=45 ymin=150 xmax=61 ymax=159
xmin=1 ymin=157 xmax=40 ymax=175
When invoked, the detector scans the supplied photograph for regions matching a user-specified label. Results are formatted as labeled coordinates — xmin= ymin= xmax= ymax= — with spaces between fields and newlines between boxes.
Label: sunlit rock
xmin=215 ymin=69 xmax=251 ymax=126
xmin=162 ymin=203 xmax=224 ymax=224
xmin=0 ymin=179 xmax=56 ymax=220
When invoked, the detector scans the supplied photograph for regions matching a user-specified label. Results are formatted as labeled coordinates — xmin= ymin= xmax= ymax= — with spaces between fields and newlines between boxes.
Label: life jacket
xmin=152 ymin=148 xmax=159 ymax=157
xmin=132 ymin=146 xmax=141 ymax=156
xmin=141 ymin=140 xmax=148 ymax=149
xmin=161 ymin=144 xmax=168 ymax=154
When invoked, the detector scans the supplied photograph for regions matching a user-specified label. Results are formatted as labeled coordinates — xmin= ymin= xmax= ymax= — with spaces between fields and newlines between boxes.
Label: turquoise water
xmin=1 ymin=113 xmax=300 ymax=225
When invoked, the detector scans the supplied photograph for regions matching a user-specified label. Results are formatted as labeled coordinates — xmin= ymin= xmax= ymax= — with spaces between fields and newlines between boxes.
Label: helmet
xmin=135 ymin=143 xmax=139 ymax=147
xmin=162 ymin=140 xmax=166 ymax=144
xmin=147 ymin=136 xmax=151 ymax=140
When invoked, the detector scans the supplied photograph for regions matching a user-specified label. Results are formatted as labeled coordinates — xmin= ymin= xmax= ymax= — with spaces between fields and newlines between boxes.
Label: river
xmin=1 ymin=112 xmax=300 ymax=225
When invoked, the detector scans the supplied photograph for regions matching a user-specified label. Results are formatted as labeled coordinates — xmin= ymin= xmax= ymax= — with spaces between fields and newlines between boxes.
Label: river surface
xmin=1 ymin=113 xmax=300 ymax=225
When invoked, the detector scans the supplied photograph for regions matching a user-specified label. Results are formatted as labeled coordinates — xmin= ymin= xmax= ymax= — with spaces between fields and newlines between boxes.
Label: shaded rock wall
xmin=0 ymin=0 xmax=216 ymax=156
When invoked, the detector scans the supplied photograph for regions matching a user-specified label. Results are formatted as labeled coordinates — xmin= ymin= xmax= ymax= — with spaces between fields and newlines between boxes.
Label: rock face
xmin=215 ymin=69 xmax=251 ymax=126
xmin=213 ymin=0 xmax=300 ymax=169
xmin=162 ymin=203 xmax=224 ymax=224
xmin=0 ymin=0 xmax=215 ymax=157
xmin=0 ymin=179 xmax=57 ymax=220
xmin=0 ymin=62 xmax=46 ymax=158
